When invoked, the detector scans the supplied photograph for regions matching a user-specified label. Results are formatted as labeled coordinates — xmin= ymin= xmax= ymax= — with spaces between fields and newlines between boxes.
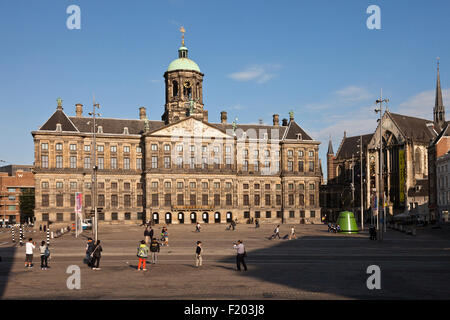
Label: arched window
xmin=173 ymin=80 xmax=178 ymax=97
xmin=415 ymin=149 xmax=422 ymax=174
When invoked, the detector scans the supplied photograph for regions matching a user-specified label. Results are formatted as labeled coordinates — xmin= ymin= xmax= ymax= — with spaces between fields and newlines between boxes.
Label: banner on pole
xmin=75 ymin=192 xmax=83 ymax=236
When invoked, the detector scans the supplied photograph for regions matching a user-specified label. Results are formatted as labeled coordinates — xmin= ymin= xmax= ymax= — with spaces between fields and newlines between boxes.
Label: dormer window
xmin=123 ymin=127 xmax=129 ymax=135
xmin=97 ymin=126 xmax=103 ymax=134
xmin=296 ymin=133 xmax=302 ymax=140
xmin=56 ymin=123 xmax=62 ymax=132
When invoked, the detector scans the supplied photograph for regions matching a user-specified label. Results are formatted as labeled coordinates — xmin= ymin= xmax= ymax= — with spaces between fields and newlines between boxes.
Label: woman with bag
xmin=39 ymin=241 xmax=50 ymax=270
xmin=91 ymin=240 xmax=102 ymax=270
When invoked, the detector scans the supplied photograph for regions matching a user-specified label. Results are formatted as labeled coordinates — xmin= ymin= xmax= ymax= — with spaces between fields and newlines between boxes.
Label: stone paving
xmin=0 ymin=223 xmax=449 ymax=300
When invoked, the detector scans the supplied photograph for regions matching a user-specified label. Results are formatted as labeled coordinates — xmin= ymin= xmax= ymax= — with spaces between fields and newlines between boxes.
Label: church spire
xmin=327 ymin=136 xmax=334 ymax=155
xmin=434 ymin=57 xmax=445 ymax=133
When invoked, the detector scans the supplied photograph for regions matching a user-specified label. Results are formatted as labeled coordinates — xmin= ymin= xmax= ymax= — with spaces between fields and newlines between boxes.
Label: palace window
xmin=124 ymin=157 xmax=130 ymax=170
xmin=98 ymin=145 xmax=104 ymax=152
xmin=137 ymin=158 xmax=143 ymax=170
xmin=309 ymin=161 xmax=314 ymax=172
xmin=84 ymin=145 xmax=91 ymax=152
xmin=56 ymin=155 xmax=63 ymax=168
xmin=56 ymin=143 xmax=63 ymax=151
xmin=151 ymin=156 xmax=158 ymax=169
xmin=41 ymin=143 xmax=48 ymax=151
xmin=98 ymin=157 xmax=104 ymax=170
xmin=84 ymin=157 xmax=91 ymax=169
xmin=124 ymin=146 xmax=130 ymax=153
xmin=42 ymin=155 xmax=49 ymax=168
xmin=111 ymin=157 xmax=117 ymax=169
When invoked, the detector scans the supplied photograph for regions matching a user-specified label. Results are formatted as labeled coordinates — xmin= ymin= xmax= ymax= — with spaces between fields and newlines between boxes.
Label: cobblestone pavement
xmin=0 ymin=223 xmax=449 ymax=299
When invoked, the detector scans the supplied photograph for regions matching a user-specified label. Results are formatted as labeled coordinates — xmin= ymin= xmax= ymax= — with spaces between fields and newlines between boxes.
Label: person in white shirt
xmin=25 ymin=238 xmax=36 ymax=268
xmin=289 ymin=226 xmax=297 ymax=240
xmin=233 ymin=240 xmax=247 ymax=271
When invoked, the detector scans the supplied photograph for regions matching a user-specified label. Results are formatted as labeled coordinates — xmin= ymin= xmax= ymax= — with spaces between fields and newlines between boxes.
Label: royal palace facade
xmin=31 ymin=37 xmax=322 ymax=225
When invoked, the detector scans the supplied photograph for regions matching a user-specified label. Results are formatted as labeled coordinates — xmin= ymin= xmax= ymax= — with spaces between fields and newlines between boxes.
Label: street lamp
xmin=88 ymin=98 xmax=101 ymax=242
xmin=356 ymin=136 xmax=364 ymax=230
xmin=374 ymin=89 xmax=389 ymax=241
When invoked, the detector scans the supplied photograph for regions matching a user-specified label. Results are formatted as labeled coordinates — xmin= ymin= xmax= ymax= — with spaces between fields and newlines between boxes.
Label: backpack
xmin=137 ymin=245 xmax=147 ymax=257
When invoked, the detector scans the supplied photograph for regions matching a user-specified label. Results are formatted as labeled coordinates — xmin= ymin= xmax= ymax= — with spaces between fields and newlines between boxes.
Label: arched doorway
xmin=214 ymin=212 xmax=221 ymax=223
xmin=165 ymin=212 xmax=172 ymax=224
xmin=152 ymin=212 xmax=159 ymax=224
xmin=190 ymin=212 xmax=197 ymax=223
xmin=202 ymin=212 xmax=209 ymax=223
xmin=226 ymin=212 xmax=233 ymax=223
xmin=178 ymin=212 xmax=185 ymax=224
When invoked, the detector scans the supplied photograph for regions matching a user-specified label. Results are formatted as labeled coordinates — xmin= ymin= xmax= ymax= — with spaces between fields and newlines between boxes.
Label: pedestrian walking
xmin=163 ymin=229 xmax=169 ymax=246
xmin=195 ymin=222 xmax=201 ymax=232
xmin=144 ymin=226 xmax=151 ymax=245
xmin=289 ymin=226 xmax=297 ymax=240
xmin=149 ymin=226 xmax=154 ymax=240
xmin=195 ymin=241 xmax=203 ymax=267
xmin=255 ymin=218 xmax=260 ymax=229
xmin=25 ymin=238 xmax=36 ymax=269
xmin=85 ymin=238 xmax=95 ymax=267
xmin=137 ymin=240 xmax=149 ymax=271
xmin=231 ymin=220 xmax=236 ymax=231
xmin=39 ymin=241 xmax=50 ymax=270
xmin=149 ymin=238 xmax=160 ymax=264
xmin=91 ymin=240 xmax=102 ymax=270
xmin=270 ymin=225 xmax=281 ymax=240
xmin=233 ymin=240 xmax=247 ymax=271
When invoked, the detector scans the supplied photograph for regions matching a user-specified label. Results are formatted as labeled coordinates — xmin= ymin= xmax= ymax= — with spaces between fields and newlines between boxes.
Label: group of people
xmin=84 ymin=238 xmax=103 ymax=270
xmin=269 ymin=225 xmax=297 ymax=240
xmin=136 ymin=226 xmax=163 ymax=271
xmin=327 ymin=223 xmax=341 ymax=233
xmin=24 ymin=238 xmax=50 ymax=270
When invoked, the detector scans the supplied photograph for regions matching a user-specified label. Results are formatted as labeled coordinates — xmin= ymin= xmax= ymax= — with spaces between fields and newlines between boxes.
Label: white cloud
xmin=334 ymin=86 xmax=373 ymax=103
xmin=396 ymin=88 xmax=450 ymax=119
xmin=228 ymin=65 xmax=280 ymax=84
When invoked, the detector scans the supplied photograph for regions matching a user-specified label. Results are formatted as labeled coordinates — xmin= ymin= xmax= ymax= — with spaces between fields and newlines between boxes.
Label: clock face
xmin=183 ymin=81 xmax=191 ymax=88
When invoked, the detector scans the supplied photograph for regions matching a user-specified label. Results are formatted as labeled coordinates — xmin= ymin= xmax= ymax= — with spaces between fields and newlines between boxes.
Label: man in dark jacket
xmin=91 ymin=240 xmax=102 ymax=270
xmin=149 ymin=238 xmax=160 ymax=264
xmin=149 ymin=226 xmax=154 ymax=240
xmin=85 ymin=238 xmax=95 ymax=267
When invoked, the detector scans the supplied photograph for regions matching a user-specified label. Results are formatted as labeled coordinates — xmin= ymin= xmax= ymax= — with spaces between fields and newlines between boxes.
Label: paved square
xmin=0 ymin=223 xmax=449 ymax=299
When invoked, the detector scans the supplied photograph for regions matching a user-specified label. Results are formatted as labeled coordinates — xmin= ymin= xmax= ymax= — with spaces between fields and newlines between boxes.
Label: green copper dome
xmin=167 ymin=45 xmax=201 ymax=73
xmin=167 ymin=58 xmax=201 ymax=72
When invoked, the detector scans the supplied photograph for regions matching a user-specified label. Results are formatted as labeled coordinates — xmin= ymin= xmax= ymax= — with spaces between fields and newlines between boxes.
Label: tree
xmin=19 ymin=188 xmax=35 ymax=224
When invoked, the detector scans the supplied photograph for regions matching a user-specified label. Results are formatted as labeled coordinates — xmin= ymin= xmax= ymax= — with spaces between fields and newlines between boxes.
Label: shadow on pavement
xmin=0 ymin=244 xmax=18 ymax=299
xmin=219 ymin=233 xmax=450 ymax=299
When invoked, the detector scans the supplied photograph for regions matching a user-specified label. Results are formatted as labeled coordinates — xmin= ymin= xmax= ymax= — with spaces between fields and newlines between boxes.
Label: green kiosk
xmin=337 ymin=211 xmax=359 ymax=234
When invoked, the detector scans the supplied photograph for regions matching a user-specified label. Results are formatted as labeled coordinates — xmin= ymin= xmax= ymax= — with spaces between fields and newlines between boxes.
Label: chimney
xmin=75 ymin=103 xmax=83 ymax=117
xmin=139 ymin=107 xmax=147 ymax=120
xmin=273 ymin=114 xmax=279 ymax=126
xmin=282 ymin=118 xmax=288 ymax=126
xmin=220 ymin=111 xmax=227 ymax=124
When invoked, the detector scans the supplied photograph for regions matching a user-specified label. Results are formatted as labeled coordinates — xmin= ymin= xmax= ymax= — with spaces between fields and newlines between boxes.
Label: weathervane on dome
xmin=180 ymin=26 xmax=186 ymax=46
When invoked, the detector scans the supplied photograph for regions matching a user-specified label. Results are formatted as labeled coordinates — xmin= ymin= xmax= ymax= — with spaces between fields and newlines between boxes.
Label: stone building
xmin=435 ymin=151 xmax=450 ymax=222
xmin=31 ymin=35 xmax=322 ymax=225
xmin=428 ymin=61 xmax=450 ymax=222
xmin=321 ymin=133 xmax=373 ymax=223
xmin=0 ymin=165 xmax=34 ymax=224
xmin=322 ymin=61 xmax=446 ymax=222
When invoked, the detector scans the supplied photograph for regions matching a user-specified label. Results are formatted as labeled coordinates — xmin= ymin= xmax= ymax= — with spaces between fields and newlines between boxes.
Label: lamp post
xmin=374 ymin=89 xmax=389 ymax=241
xmin=89 ymin=98 xmax=101 ymax=242
xmin=356 ymin=136 xmax=364 ymax=230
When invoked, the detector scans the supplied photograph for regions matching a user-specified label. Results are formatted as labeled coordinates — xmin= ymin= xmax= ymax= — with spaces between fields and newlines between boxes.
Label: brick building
xmin=31 ymin=35 xmax=322 ymax=225
xmin=0 ymin=165 xmax=34 ymax=224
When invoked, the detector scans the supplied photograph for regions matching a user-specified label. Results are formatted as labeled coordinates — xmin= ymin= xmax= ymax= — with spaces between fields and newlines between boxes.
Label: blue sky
xmin=0 ymin=0 xmax=449 ymax=176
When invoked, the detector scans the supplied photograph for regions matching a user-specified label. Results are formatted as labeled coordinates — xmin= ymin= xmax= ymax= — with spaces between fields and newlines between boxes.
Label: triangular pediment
xmin=149 ymin=117 xmax=232 ymax=138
